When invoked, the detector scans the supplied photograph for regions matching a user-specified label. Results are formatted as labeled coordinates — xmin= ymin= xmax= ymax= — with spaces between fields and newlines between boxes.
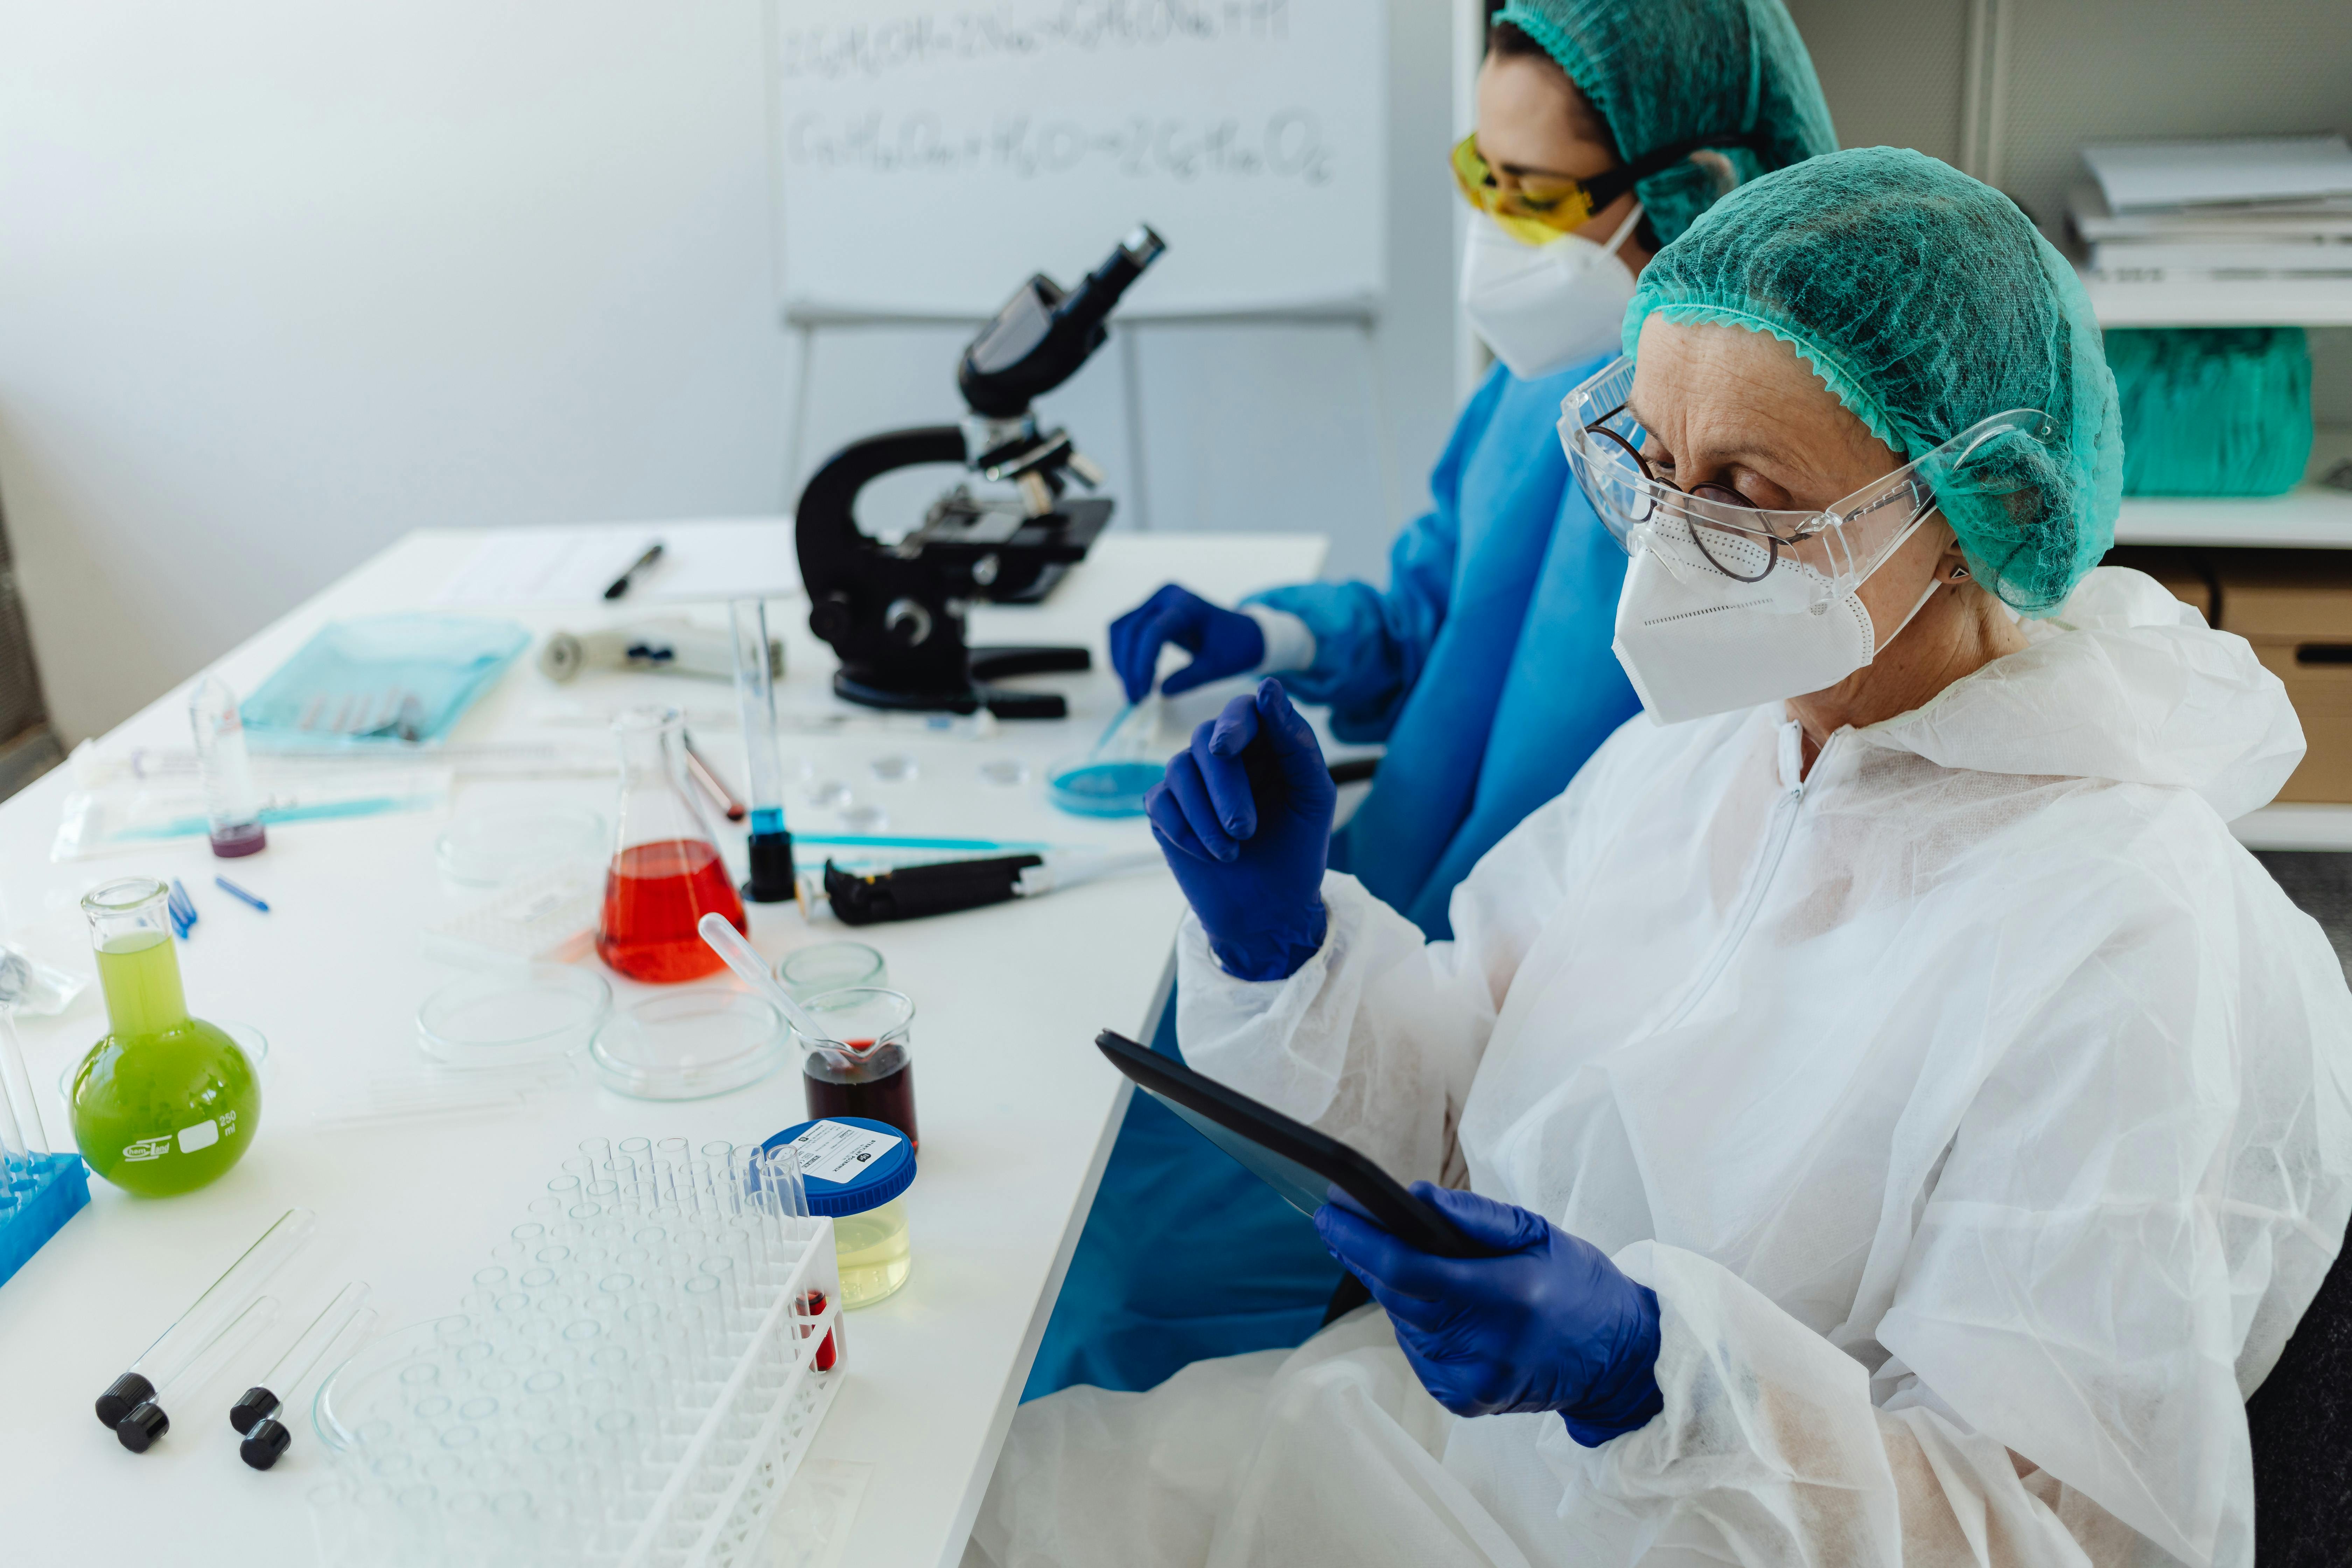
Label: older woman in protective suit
xmin=972 ymin=148 xmax=2352 ymax=1568
xmin=1032 ymin=0 xmax=1841 ymax=1403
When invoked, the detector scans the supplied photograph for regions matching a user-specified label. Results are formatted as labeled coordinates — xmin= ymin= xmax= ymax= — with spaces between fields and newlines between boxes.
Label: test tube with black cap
xmin=238 ymin=1298 xmax=376 ymax=1470
xmin=94 ymin=1206 xmax=316 ymax=1428
xmin=117 ymin=1294 xmax=281 ymax=1452
xmin=230 ymin=1282 xmax=369 ymax=1437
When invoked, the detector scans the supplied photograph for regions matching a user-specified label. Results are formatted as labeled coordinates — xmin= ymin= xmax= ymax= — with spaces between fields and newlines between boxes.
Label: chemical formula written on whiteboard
xmin=787 ymin=109 xmax=1331 ymax=184
xmin=779 ymin=1 xmax=1293 ymax=81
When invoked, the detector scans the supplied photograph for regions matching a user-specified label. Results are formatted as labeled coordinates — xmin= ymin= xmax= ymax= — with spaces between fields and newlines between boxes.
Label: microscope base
xmin=833 ymin=645 xmax=1091 ymax=720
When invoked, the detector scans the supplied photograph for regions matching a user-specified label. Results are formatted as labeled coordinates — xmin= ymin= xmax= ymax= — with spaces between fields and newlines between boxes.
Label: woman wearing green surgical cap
xmin=972 ymin=148 xmax=2350 ymax=1568
xmin=1033 ymin=0 xmax=1839 ymax=1409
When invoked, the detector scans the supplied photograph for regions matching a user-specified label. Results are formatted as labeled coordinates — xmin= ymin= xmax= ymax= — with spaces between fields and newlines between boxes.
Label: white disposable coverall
xmin=970 ymin=569 xmax=2352 ymax=1568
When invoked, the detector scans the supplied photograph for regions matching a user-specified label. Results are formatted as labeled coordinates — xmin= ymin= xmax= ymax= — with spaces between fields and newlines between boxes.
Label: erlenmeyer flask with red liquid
xmin=597 ymin=706 xmax=747 ymax=983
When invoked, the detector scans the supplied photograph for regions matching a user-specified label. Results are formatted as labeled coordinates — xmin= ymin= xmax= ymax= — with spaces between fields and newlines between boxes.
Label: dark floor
xmin=2255 ymin=852 xmax=2352 ymax=985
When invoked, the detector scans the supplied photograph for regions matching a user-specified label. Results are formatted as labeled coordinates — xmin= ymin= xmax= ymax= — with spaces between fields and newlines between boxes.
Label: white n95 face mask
xmin=1611 ymin=518 xmax=1938 ymax=725
xmin=1460 ymin=206 xmax=1643 ymax=382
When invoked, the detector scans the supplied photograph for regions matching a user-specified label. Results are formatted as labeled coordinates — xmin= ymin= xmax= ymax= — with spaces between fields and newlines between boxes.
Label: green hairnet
xmin=1490 ymin=0 xmax=1836 ymax=245
xmin=1623 ymin=146 xmax=2124 ymax=615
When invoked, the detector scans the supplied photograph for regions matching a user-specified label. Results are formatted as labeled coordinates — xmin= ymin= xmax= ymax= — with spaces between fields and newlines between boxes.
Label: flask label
xmin=177 ymin=1117 xmax=221 ymax=1154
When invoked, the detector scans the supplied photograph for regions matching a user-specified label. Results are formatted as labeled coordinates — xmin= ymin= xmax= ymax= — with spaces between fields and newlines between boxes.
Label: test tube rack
xmin=0 ymin=1152 xmax=90 ymax=1290
xmin=308 ymin=1136 xmax=843 ymax=1568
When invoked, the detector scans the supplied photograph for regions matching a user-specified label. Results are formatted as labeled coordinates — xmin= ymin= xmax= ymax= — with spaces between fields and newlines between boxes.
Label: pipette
xmin=814 ymin=847 xmax=1162 ymax=925
xmin=696 ymin=915 xmax=832 ymax=1043
xmin=94 ymin=1206 xmax=317 ymax=1427
xmin=117 ymin=1294 xmax=282 ymax=1452
xmin=237 ymin=1296 xmax=380 ymax=1470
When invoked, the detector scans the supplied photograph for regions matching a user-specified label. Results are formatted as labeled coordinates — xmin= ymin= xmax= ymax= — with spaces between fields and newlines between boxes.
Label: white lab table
xmin=0 ymin=528 xmax=1326 ymax=1566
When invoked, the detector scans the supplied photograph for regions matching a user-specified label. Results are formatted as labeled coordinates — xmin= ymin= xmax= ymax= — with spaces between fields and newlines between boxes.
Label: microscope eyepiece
xmin=957 ymin=224 xmax=1168 ymax=418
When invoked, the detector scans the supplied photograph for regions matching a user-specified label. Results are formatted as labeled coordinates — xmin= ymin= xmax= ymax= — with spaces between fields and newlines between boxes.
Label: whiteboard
xmin=770 ymin=0 xmax=1387 ymax=320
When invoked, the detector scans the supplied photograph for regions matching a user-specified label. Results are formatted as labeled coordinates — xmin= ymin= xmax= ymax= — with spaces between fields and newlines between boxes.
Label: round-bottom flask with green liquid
xmin=71 ymin=878 xmax=260 ymax=1196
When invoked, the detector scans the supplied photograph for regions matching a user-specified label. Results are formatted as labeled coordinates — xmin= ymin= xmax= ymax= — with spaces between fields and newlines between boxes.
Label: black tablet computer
xmin=1094 ymin=1029 xmax=1497 ymax=1259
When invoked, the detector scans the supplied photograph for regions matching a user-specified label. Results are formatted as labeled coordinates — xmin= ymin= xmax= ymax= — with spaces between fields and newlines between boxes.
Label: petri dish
xmin=775 ymin=941 xmax=888 ymax=1002
xmin=869 ymin=754 xmax=918 ymax=783
xmin=839 ymin=802 xmax=888 ymax=833
xmin=1047 ymin=757 xmax=1161 ymax=818
xmin=803 ymin=778 xmax=851 ymax=808
xmin=589 ymin=991 xmax=784 ymax=1101
xmin=416 ymin=967 xmax=611 ymax=1068
xmin=436 ymin=808 xmax=606 ymax=887
xmin=979 ymin=756 xmax=1031 ymax=786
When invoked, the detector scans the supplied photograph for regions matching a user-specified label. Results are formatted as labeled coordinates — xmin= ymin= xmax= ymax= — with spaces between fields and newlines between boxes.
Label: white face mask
xmin=1610 ymin=520 xmax=1939 ymax=726
xmin=1459 ymin=206 xmax=1643 ymax=382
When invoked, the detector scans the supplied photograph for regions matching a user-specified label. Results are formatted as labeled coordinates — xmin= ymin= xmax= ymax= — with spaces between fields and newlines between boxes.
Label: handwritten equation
xmin=787 ymin=110 xmax=1332 ymax=184
xmin=778 ymin=0 xmax=1292 ymax=82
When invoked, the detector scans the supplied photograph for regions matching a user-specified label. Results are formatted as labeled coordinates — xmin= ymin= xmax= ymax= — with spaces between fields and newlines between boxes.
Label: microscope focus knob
xmin=883 ymin=598 xmax=934 ymax=648
xmin=810 ymin=592 xmax=854 ymax=645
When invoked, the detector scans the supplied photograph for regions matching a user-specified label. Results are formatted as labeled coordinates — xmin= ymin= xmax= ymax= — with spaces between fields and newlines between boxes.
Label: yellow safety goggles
xmin=1451 ymin=131 xmax=1761 ymax=245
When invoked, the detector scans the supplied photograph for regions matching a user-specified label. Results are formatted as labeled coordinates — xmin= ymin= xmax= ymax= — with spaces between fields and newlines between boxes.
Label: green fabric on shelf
xmin=2107 ymin=327 xmax=2312 ymax=498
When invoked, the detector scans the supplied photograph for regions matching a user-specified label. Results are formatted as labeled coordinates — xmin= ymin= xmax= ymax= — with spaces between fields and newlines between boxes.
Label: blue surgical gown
xmin=1024 ymin=356 xmax=1639 ymax=1400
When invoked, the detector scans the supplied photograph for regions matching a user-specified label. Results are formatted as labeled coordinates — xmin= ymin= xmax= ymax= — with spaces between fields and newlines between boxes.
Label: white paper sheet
xmin=2085 ymin=135 xmax=2352 ymax=213
xmin=433 ymin=518 xmax=802 ymax=606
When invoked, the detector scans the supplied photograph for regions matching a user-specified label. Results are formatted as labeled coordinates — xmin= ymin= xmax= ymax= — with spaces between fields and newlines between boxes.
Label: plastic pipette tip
xmin=94 ymin=1371 xmax=155 ymax=1429
xmin=230 ymin=1385 xmax=280 ymax=1434
xmin=213 ymin=876 xmax=270 ymax=912
xmin=239 ymin=1416 xmax=292 ymax=1470
xmin=116 ymin=1400 xmax=170 ymax=1453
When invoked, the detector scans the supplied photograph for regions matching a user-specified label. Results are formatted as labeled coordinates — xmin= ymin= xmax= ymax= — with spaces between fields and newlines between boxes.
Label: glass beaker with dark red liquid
xmin=795 ymin=987 xmax=917 ymax=1150
xmin=596 ymin=706 xmax=747 ymax=983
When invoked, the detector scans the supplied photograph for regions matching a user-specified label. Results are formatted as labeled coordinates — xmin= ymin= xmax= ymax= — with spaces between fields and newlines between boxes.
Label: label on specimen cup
xmin=790 ymin=1120 xmax=902 ymax=1184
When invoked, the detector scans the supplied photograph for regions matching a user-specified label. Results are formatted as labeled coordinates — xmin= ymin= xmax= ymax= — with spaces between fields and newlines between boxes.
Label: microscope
xmin=796 ymin=225 xmax=1166 ymax=719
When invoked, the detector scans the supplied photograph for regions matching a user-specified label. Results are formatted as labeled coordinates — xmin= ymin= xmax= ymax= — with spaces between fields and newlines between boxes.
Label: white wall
xmin=0 ymin=2 xmax=1463 ymax=744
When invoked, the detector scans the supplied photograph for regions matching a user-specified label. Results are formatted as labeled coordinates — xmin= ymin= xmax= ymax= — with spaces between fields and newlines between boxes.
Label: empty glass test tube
xmin=0 ymin=1011 xmax=51 ymax=1210
xmin=118 ymin=1294 xmax=281 ymax=1451
xmin=237 ymin=1295 xmax=379 ymax=1471
xmin=232 ymin=1280 xmax=371 ymax=1434
xmin=94 ymin=1206 xmax=317 ymax=1427
xmin=189 ymin=673 xmax=266 ymax=858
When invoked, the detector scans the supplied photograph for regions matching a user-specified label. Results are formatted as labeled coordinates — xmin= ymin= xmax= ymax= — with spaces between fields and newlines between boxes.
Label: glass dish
xmin=1046 ymin=757 xmax=1160 ymax=818
xmin=416 ymin=967 xmax=612 ymax=1068
xmin=775 ymin=941 xmax=888 ymax=1002
xmin=589 ymin=990 xmax=784 ymax=1100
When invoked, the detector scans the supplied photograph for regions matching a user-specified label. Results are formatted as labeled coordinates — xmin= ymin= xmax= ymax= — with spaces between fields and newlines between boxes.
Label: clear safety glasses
xmin=1557 ymin=355 xmax=2061 ymax=590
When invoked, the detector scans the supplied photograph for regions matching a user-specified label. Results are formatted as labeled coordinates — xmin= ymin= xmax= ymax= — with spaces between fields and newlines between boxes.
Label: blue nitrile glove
xmin=1315 ymin=1183 xmax=1664 ymax=1446
xmin=1109 ymin=583 xmax=1267 ymax=704
xmin=1145 ymin=678 xmax=1335 ymax=981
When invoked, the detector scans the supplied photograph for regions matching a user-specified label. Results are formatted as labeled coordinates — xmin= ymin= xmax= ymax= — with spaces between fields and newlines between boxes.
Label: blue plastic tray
xmin=0 ymin=1153 xmax=90 ymax=1290
xmin=242 ymin=614 xmax=530 ymax=747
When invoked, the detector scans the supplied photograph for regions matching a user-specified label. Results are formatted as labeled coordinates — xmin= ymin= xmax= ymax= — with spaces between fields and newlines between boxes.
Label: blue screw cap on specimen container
xmin=761 ymin=1117 xmax=916 ymax=1216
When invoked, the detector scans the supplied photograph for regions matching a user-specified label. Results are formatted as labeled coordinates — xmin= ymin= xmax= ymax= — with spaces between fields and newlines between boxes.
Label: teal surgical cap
xmin=1491 ymin=0 xmax=1837 ymax=245
xmin=1624 ymin=146 xmax=2124 ymax=615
